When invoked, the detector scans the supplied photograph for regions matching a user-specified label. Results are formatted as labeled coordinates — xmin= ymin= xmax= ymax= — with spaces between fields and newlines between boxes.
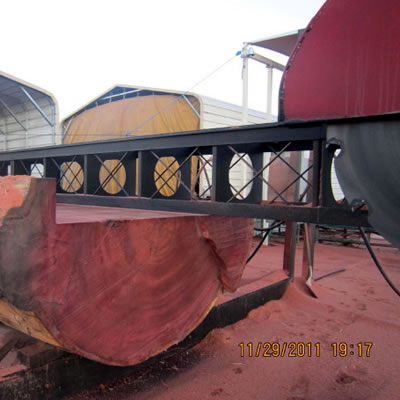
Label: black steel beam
xmin=1 ymin=114 xmax=395 ymax=228
xmin=2 ymin=111 xmax=399 ymax=162
xmin=56 ymin=194 xmax=370 ymax=227
xmin=0 ymin=123 xmax=323 ymax=161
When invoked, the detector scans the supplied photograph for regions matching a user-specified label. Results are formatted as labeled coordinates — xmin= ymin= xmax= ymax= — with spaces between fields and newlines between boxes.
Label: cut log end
xmin=0 ymin=176 xmax=253 ymax=365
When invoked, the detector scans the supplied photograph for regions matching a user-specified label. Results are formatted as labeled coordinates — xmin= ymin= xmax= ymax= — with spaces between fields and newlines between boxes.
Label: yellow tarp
xmin=62 ymin=94 xmax=200 ymax=195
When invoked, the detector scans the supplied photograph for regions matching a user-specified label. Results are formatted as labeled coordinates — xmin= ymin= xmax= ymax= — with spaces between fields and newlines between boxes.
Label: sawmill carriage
xmin=0 ymin=0 xmax=398 ymax=397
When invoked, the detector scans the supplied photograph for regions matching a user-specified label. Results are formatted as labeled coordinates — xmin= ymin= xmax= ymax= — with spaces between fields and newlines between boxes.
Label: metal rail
xmin=1 ymin=113 xmax=395 ymax=226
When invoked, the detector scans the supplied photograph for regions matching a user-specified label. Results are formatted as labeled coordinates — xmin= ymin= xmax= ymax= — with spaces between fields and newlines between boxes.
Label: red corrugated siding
xmin=280 ymin=0 xmax=400 ymax=121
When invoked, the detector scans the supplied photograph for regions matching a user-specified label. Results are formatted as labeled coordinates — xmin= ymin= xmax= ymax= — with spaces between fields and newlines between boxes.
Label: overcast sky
xmin=1 ymin=0 xmax=326 ymax=119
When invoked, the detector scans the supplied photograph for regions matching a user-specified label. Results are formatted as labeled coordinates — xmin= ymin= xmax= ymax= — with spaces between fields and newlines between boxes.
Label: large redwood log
xmin=0 ymin=176 xmax=252 ymax=366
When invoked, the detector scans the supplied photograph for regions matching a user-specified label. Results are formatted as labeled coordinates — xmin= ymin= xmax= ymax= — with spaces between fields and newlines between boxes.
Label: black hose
xmin=314 ymin=268 xmax=346 ymax=281
xmin=359 ymin=228 xmax=400 ymax=297
xmin=254 ymin=226 xmax=280 ymax=232
xmin=246 ymin=221 xmax=284 ymax=264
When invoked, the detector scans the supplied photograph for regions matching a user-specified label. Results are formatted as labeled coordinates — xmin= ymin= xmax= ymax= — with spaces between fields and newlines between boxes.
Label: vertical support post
xmin=293 ymin=151 xmax=303 ymax=202
xmin=43 ymin=158 xmax=56 ymax=178
xmin=84 ymin=155 xmax=100 ymax=195
xmin=10 ymin=160 xmax=29 ymax=175
xmin=211 ymin=146 xmax=232 ymax=202
xmin=242 ymin=54 xmax=249 ymax=124
xmin=43 ymin=158 xmax=60 ymax=186
xmin=302 ymin=223 xmax=315 ymax=283
xmin=283 ymin=221 xmax=297 ymax=281
xmin=261 ymin=152 xmax=271 ymax=230
xmin=138 ymin=151 xmax=156 ymax=197
xmin=122 ymin=154 xmax=136 ymax=197
xmin=302 ymin=138 xmax=322 ymax=285
xmin=312 ymin=140 xmax=322 ymax=207
xmin=0 ymin=162 xmax=9 ymax=176
xmin=266 ymin=66 xmax=273 ymax=120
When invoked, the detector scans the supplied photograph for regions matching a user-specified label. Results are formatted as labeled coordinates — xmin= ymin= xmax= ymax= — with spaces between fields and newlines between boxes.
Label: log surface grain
xmin=0 ymin=177 xmax=253 ymax=365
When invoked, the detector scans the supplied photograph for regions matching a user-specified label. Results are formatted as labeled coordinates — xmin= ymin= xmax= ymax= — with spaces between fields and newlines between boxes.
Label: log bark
xmin=0 ymin=176 xmax=253 ymax=366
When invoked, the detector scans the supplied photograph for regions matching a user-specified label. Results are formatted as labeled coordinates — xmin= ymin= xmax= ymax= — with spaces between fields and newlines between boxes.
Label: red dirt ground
xmin=69 ymin=239 xmax=400 ymax=400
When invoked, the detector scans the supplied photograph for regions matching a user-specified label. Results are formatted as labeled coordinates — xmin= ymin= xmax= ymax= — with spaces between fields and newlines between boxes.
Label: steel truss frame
xmin=0 ymin=112 xmax=395 ymax=283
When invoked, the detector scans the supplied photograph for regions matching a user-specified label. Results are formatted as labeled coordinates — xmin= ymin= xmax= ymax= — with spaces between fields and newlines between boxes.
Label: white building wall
xmin=200 ymin=96 xmax=272 ymax=129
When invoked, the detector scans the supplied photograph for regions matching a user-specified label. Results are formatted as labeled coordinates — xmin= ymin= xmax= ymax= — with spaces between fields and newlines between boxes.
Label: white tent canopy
xmin=0 ymin=71 xmax=58 ymax=151
xmin=247 ymin=29 xmax=304 ymax=56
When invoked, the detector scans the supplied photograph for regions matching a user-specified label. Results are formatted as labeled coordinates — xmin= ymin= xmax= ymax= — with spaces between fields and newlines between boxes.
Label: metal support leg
xmin=302 ymin=223 xmax=315 ymax=283
xmin=283 ymin=221 xmax=297 ymax=281
xmin=302 ymin=223 xmax=320 ymax=298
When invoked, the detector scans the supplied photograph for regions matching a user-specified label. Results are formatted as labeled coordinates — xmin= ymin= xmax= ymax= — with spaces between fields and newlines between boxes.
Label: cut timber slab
xmin=0 ymin=176 xmax=253 ymax=366
xmin=0 ymin=278 xmax=289 ymax=400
